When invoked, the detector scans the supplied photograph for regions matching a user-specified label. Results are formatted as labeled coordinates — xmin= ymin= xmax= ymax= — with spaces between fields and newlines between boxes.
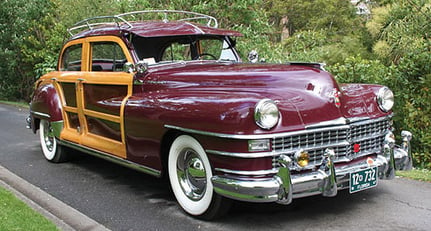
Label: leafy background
xmin=0 ymin=0 xmax=429 ymax=169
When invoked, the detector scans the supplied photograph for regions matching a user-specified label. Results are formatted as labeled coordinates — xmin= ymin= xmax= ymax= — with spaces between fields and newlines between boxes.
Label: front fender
xmin=135 ymin=90 xmax=261 ymax=134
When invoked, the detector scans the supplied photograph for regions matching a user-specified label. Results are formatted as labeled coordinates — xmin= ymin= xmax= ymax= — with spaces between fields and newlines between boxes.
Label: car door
xmin=58 ymin=36 xmax=134 ymax=158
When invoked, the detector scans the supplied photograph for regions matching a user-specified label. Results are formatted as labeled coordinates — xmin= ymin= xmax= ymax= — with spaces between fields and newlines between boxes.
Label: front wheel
xmin=39 ymin=119 xmax=68 ymax=163
xmin=168 ymin=135 xmax=230 ymax=220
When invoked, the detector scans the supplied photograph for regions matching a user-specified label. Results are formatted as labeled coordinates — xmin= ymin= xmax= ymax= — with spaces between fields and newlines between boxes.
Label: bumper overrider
xmin=211 ymin=130 xmax=413 ymax=204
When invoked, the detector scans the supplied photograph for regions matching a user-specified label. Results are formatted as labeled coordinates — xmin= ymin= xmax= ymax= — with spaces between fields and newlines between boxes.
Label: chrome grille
xmin=272 ymin=117 xmax=391 ymax=168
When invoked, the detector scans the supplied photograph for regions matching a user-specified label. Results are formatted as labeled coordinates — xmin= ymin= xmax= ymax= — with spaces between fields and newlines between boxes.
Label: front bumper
xmin=212 ymin=130 xmax=413 ymax=204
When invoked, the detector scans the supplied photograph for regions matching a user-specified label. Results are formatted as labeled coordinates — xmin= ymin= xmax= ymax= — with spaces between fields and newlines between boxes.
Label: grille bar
xmin=273 ymin=117 xmax=391 ymax=169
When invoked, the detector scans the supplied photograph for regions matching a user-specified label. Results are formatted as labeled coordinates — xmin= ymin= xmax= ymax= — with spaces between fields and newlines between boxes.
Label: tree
xmin=265 ymin=0 xmax=360 ymax=41
xmin=331 ymin=0 xmax=431 ymax=168
xmin=0 ymin=0 xmax=57 ymax=100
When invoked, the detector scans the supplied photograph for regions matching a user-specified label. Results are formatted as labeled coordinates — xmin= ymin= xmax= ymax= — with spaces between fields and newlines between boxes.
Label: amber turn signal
xmin=295 ymin=150 xmax=310 ymax=168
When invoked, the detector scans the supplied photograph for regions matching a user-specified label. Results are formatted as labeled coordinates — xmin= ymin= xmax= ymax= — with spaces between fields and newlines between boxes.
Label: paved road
xmin=1 ymin=103 xmax=430 ymax=231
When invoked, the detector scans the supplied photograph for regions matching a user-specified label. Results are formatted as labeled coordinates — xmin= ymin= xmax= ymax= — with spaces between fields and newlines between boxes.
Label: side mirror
xmin=248 ymin=50 xmax=259 ymax=63
xmin=123 ymin=62 xmax=135 ymax=73
xmin=123 ymin=61 xmax=148 ymax=74
xmin=135 ymin=61 xmax=148 ymax=74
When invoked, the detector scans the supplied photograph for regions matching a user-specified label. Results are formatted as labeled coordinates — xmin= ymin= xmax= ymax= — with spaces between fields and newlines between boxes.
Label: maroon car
xmin=27 ymin=10 xmax=413 ymax=219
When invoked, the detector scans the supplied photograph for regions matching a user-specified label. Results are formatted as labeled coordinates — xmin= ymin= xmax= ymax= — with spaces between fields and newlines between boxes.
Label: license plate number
xmin=349 ymin=167 xmax=378 ymax=193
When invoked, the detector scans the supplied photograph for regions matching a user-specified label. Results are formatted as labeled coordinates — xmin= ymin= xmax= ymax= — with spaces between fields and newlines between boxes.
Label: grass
xmin=396 ymin=168 xmax=431 ymax=182
xmin=0 ymin=186 xmax=58 ymax=231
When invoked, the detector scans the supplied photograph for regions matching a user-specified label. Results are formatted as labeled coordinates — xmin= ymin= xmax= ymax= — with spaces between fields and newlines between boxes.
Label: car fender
xmin=30 ymin=81 xmax=63 ymax=131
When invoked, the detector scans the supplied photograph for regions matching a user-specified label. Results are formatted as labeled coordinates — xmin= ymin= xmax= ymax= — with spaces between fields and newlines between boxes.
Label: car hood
xmin=140 ymin=61 xmax=386 ymax=132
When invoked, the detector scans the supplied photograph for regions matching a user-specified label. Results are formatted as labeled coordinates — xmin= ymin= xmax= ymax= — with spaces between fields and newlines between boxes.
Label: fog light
xmin=248 ymin=139 xmax=270 ymax=152
xmin=295 ymin=150 xmax=310 ymax=168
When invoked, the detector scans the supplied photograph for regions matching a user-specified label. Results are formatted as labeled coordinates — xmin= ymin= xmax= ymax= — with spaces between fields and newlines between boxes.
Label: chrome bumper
xmin=212 ymin=130 xmax=413 ymax=204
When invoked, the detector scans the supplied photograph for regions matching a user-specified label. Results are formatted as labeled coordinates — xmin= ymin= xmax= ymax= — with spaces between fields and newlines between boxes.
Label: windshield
xmin=132 ymin=35 xmax=240 ymax=64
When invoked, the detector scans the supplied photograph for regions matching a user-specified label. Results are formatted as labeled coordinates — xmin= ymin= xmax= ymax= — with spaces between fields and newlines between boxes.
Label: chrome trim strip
xmin=169 ymin=115 xmax=392 ymax=160
xmin=165 ymin=125 xmax=261 ymax=139
xmin=274 ymin=141 xmax=352 ymax=152
xmin=350 ymin=115 xmax=392 ymax=125
xmin=166 ymin=116 xmax=392 ymax=140
xmin=31 ymin=111 xmax=51 ymax=119
xmin=207 ymin=140 xmax=351 ymax=158
xmin=351 ymin=134 xmax=385 ymax=143
xmin=215 ymin=168 xmax=278 ymax=176
xmin=305 ymin=117 xmax=347 ymax=129
xmin=206 ymin=149 xmax=276 ymax=158
xmin=165 ymin=124 xmax=351 ymax=140
xmin=59 ymin=140 xmax=161 ymax=177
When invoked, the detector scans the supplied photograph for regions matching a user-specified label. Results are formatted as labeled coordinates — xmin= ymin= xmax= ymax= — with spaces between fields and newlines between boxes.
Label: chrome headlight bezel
xmin=254 ymin=99 xmax=280 ymax=130
xmin=377 ymin=87 xmax=394 ymax=112
xmin=377 ymin=87 xmax=395 ymax=112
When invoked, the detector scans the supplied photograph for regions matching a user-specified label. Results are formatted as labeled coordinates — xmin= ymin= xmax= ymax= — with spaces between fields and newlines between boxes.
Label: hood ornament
xmin=329 ymin=88 xmax=341 ymax=108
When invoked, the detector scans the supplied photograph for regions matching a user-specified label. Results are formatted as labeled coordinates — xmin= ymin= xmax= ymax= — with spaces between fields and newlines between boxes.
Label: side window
xmin=60 ymin=44 xmax=82 ymax=71
xmin=91 ymin=42 xmax=127 ymax=72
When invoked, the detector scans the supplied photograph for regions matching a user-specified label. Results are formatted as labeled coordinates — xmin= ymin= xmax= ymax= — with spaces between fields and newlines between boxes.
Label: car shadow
xmin=65 ymin=149 xmax=387 ymax=227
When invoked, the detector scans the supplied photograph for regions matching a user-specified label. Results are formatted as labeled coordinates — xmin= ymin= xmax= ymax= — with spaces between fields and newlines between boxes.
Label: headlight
xmin=377 ymin=87 xmax=394 ymax=112
xmin=254 ymin=99 xmax=279 ymax=129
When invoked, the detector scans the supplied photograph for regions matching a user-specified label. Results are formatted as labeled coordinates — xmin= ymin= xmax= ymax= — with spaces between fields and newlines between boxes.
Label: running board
xmin=59 ymin=139 xmax=162 ymax=177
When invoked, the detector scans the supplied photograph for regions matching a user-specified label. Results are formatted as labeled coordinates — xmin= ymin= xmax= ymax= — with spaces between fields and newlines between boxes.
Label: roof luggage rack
xmin=67 ymin=10 xmax=218 ymax=36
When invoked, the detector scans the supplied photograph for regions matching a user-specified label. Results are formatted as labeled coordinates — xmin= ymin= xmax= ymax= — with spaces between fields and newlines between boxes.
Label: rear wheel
xmin=39 ymin=119 xmax=68 ymax=163
xmin=168 ymin=135 xmax=230 ymax=220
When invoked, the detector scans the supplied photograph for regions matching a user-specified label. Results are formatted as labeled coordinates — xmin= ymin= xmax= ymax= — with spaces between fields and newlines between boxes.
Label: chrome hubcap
xmin=43 ymin=121 xmax=54 ymax=152
xmin=176 ymin=149 xmax=207 ymax=201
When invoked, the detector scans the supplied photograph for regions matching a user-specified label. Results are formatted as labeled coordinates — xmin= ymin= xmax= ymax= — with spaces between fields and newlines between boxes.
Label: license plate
xmin=349 ymin=167 xmax=378 ymax=193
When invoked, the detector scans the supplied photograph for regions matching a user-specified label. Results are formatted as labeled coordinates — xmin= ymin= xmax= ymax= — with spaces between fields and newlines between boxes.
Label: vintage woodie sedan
xmin=27 ymin=10 xmax=413 ymax=219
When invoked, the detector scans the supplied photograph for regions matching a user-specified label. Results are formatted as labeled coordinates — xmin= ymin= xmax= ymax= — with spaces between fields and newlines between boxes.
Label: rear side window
xmin=91 ymin=42 xmax=127 ymax=72
xmin=60 ymin=44 xmax=82 ymax=71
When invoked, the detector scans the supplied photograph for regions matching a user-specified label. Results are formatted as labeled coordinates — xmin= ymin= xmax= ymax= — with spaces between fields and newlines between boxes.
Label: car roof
xmin=68 ymin=10 xmax=243 ymax=40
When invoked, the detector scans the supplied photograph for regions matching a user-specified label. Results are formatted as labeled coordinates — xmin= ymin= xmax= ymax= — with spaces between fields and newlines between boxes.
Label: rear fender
xmin=30 ymin=82 xmax=63 ymax=133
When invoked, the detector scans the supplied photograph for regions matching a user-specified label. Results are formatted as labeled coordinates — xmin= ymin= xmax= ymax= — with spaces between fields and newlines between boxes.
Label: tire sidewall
xmin=39 ymin=119 xmax=57 ymax=161
xmin=168 ymin=135 xmax=214 ymax=216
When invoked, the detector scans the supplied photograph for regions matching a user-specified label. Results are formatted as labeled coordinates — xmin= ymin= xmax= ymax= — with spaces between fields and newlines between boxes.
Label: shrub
xmin=328 ymin=55 xmax=431 ymax=169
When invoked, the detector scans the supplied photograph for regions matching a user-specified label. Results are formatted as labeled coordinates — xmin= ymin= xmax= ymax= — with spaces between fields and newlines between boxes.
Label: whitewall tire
xmin=39 ymin=119 xmax=68 ymax=163
xmin=168 ymin=135 xmax=230 ymax=219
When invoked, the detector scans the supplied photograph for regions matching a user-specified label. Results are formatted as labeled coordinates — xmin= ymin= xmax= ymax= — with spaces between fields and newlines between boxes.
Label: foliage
xmin=283 ymin=30 xmax=370 ymax=64
xmin=0 ymin=0 xmax=57 ymax=101
xmin=328 ymin=0 xmax=431 ymax=169
xmin=371 ymin=0 xmax=431 ymax=169
xmin=264 ymin=0 xmax=360 ymax=39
